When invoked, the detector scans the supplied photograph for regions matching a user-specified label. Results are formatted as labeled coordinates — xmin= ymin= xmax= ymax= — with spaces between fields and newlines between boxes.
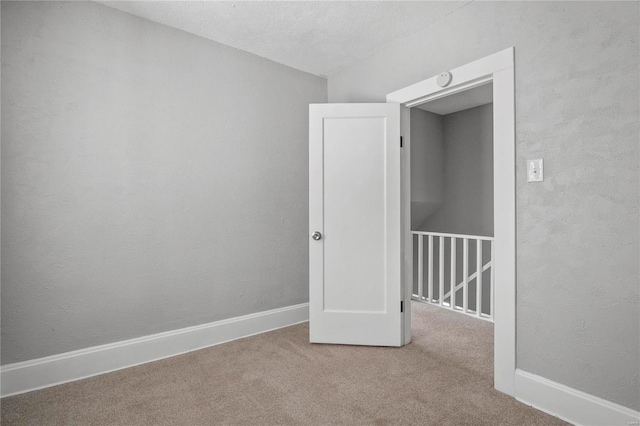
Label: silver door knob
xmin=311 ymin=231 xmax=322 ymax=241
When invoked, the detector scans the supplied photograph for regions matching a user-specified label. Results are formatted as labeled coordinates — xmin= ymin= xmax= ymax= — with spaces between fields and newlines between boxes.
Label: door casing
xmin=386 ymin=47 xmax=516 ymax=396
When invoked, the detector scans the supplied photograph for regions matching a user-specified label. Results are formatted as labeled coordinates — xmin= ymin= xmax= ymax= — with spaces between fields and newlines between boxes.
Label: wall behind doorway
xmin=329 ymin=1 xmax=639 ymax=411
xmin=416 ymin=104 xmax=494 ymax=237
xmin=410 ymin=108 xmax=444 ymax=230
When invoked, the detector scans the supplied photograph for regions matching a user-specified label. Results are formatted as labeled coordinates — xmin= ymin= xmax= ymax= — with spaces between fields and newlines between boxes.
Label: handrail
xmin=410 ymin=230 xmax=494 ymax=241
xmin=442 ymin=261 xmax=492 ymax=300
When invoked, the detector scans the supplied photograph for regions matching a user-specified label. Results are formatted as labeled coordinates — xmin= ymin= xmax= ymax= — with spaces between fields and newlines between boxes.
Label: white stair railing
xmin=411 ymin=231 xmax=494 ymax=322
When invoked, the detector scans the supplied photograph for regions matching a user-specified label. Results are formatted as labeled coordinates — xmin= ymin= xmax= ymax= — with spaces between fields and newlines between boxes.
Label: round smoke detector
xmin=436 ymin=71 xmax=452 ymax=87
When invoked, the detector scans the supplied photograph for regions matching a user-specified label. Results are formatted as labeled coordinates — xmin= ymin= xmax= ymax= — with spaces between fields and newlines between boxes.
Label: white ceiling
xmin=98 ymin=1 xmax=471 ymax=77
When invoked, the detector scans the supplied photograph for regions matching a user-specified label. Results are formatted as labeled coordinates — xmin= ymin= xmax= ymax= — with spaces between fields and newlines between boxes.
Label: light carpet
xmin=1 ymin=302 xmax=567 ymax=425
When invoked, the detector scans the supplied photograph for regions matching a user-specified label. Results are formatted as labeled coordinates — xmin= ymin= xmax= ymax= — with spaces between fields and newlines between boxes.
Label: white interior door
xmin=309 ymin=103 xmax=403 ymax=347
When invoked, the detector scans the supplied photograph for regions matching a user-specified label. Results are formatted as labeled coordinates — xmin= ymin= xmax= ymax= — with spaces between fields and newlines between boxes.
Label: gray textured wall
xmin=410 ymin=108 xmax=444 ymax=229
xmin=329 ymin=1 xmax=639 ymax=411
xmin=1 ymin=1 xmax=326 ymax=364
xmin=418 ymin=104 xmax=493 ymax=237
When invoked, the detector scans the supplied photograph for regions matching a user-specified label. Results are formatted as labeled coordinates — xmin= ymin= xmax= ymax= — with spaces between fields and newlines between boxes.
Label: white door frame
xmin=386 ymin=47 xmax=516 ymax=396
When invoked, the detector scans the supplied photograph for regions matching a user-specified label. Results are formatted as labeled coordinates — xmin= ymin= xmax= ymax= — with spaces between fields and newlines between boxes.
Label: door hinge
xmin=400 ymin=301 xmax=404 ymax=313
xmin=400 ymin=136 xmax=403 ymax=148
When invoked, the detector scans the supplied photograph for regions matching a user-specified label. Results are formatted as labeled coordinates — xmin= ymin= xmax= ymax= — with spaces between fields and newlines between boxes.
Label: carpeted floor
xmin=1 ymin=302 xmax=567 ymax=425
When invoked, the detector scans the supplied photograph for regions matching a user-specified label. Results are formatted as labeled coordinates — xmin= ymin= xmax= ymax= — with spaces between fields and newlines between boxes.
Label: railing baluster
xmin=463 ymin=238 xmax=468 ymax=313
xmin=450 ymin=237 xmax=456 ymax=310
xmin=417 ymin=235 xmax=424 ymax=301
xmin=476 ymin=239 xmax=482 ymax=317
xmin=411 ymin=235 xmax=417 ymax=298
xmin=490 ymin=240 xmax=495 ymax=320
xmin=439 ymin=237 xmax=444 ymax=306
xmin=410 ymin=231 xmax=494 ymax=323
xmin=427 ymin=235 xmax=433 ymax=303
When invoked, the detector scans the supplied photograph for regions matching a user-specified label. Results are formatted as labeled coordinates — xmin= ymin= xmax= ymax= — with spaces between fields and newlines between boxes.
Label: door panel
xmin=323 ymin=117 xmax=385 ymax=313
xmin=309 ymin=103 xmax=403 ymax=346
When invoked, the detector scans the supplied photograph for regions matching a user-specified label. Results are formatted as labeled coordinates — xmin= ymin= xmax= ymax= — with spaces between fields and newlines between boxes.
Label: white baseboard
xmin=515 ymin=369 xmax=640 ymax=426
xmin=1 ymin=303 xmax=309 ymax=398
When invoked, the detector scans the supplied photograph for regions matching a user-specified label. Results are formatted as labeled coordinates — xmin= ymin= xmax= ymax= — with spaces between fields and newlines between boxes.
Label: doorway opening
xmin=407 ymin=84 xmax=496 ymax=394
xmin=410 ymin=83 xmax=494 ymax=321
xmin=387 ymin=47 xmax=515 ymax=395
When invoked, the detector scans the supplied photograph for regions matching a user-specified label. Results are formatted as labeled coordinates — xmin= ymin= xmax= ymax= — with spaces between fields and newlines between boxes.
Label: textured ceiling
xmin=99 ymin=1 xmax=471 ymax=77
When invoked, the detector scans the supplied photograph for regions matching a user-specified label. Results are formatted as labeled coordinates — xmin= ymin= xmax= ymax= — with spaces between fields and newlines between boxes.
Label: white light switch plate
xmin=527 ymin=159 xmax=543 ymax=182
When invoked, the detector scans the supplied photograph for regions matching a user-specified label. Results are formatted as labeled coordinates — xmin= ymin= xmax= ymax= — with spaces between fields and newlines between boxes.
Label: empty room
xmin=1 ymin=1 xmax=638 ymax=425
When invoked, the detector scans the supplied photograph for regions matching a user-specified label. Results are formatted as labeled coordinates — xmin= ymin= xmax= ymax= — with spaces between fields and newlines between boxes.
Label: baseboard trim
xmin=514 ymin=369 xmax=640 ymax=426
xmin=1 ymin=303 xmax=309 ymax=398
